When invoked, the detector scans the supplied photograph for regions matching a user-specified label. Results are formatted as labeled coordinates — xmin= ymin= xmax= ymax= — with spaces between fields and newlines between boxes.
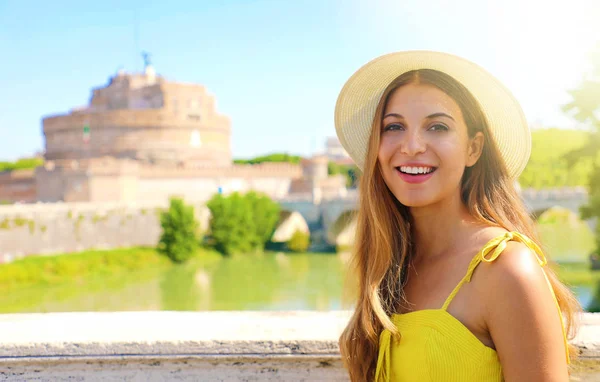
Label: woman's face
xmin=377 ymin=83 xmax=483 ymax=208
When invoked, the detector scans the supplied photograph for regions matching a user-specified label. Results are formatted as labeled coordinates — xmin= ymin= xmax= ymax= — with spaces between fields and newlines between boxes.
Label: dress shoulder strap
xmin=440 ymin=231 xmax=570 ymax=364
xmin=441 ymin=231 xmax=547 ymax=311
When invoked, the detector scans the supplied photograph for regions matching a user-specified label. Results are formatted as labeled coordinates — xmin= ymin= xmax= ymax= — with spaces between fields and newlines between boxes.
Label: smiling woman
xmin=334 ymin=51 xmax=581 ymax=382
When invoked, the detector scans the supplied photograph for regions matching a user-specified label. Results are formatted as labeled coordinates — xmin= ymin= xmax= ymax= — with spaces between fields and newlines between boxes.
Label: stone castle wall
xmin=0 ymin=170 xmax=36 ymax=204
xmin=34 ymin=160 xmax=303 ymax=203
xmin=0 ymin=200 xmax=210 ymax=263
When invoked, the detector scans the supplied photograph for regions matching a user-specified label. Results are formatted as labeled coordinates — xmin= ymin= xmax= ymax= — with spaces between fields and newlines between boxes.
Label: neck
xmin=410 ymin=187 xmax=479 ymax=262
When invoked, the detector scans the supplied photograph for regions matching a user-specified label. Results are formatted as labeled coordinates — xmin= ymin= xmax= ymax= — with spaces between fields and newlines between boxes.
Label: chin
xmin=391 ymin=191 xmax=437 ymax=208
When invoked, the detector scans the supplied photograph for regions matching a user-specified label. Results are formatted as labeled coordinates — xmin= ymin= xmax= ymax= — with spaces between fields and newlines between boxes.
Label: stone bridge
xmin=0 ymin=187 xmax=588 ymax=258
xmin=277 ymin=187 xmax=591 ymax=247
xmin=520 ymin=187 xmax=589 ymax=217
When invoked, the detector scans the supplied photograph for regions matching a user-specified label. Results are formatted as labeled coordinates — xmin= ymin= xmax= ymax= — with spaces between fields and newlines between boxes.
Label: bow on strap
xmin=464 ymin=232 xmax=548 ymax=283
xmin=481 ymin=232 xmax=546 ymax=265
xmin=374 ymin=328 xmax=392 ymax=382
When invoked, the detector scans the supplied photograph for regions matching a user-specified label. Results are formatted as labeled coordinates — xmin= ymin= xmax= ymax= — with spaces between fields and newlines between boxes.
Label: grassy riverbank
xmin=0 ymin=247 xmax=222 ymax=292
xmin=555 ymin=262 xmax=600 ymax=286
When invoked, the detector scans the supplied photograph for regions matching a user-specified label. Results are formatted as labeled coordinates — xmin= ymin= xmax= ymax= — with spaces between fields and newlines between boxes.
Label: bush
xmin=335 ymin=244 xmax=353 ymax=253
xmin=287 ymin=230 xmax=310 ymax=252
xmin=233 ymin=153 xmax=302 ymax=165
xmin=0 ymin=157 xmax=44 ymax=172
xmin=207 ymin=191 xmax=280 ymax=255
xmin=328 ymin=161 xmax=359 ymax=188
xmin=158 ymin=198 xmax=200 ymax=263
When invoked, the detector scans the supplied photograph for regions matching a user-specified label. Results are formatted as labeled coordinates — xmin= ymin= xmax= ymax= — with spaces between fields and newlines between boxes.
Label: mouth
xmin=395 ymin=166 xmax=437 ymax=176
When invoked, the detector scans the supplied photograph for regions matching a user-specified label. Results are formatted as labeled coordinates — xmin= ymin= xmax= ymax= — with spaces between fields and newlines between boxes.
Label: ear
xmin=466 ymin=132 xmax=484 ymax=167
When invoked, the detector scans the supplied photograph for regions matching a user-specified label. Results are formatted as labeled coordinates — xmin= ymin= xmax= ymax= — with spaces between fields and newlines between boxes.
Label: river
xmin=0 ymin=209 xmax=597 ymax=313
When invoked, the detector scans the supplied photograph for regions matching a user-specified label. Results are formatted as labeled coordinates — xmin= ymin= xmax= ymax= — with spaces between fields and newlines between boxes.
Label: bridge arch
xmin=270 ymin=210 xmax=310 ymax=244
xmin=327 ymin=209 xmax=358 ymax=246
xmin=531 ymin=206 xmax=581 ymax=224
xmin=531 ymin=207 xmax=553 ymax=221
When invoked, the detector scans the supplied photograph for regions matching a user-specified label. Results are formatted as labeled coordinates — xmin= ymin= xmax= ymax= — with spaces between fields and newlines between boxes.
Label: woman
xmin=335 ymin=51 xmax=580 ymax=381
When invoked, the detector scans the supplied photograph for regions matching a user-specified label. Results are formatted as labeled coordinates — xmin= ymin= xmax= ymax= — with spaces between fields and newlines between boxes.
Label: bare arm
xmin=481 ymin=242 xmax=569 ymax=381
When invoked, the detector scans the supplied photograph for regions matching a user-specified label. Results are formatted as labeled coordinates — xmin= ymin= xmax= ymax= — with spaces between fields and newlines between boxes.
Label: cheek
xmin=378 ymin=135 xmax=397 ymax=162
xmin=438 ymin=139 xmax=469 ymax=163
xmin=377 ymin=138 xmax=390 ymax=163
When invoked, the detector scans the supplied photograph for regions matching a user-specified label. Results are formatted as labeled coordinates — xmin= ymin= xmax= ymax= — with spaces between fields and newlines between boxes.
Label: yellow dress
xmin=375 ymin=232 xmax=570 ymax=381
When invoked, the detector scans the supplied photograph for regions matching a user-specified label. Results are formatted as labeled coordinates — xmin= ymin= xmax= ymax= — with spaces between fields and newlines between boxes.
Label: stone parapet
xmin=139 ymin=162 xmax=303 ymax=179
xmin=0 ymin=200 xmax=205 ymax=260
xmin=0 ymin=200 xmax=172 ymax=215
xmin=0 ymin=169 xmax=36 ymax=181
xmin=43 ymin=109 xmax=229 ymax=133
xmin=0 ymin=311 xmax=597 ymax=381
xmin=30 ymin=160 xmax=301 ymax=203
xmin=43 ymin=157 xmax=141 ymax=175
xmin=521 ymin=187 xmax=589 ymax=200
xmin=0 ymin=169 xmax=37 ymax=204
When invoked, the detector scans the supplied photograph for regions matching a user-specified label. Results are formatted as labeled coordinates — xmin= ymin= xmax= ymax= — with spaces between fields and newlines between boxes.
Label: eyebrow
xmin=383 ymin=112 xmax=455 ymax=122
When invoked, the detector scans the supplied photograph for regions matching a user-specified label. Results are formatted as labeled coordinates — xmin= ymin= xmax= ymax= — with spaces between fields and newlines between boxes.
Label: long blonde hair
xmin=338 ymin=69 xmax=581 ymax=381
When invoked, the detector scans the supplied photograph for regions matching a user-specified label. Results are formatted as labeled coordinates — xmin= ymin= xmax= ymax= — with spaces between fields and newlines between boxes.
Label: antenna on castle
xmin=142 ymin=51 xmax=152 ymax=69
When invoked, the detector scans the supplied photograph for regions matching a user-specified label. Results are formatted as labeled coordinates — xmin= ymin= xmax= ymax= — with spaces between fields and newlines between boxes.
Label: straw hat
xmin=334 ymin=51 xmax=531 ymax=179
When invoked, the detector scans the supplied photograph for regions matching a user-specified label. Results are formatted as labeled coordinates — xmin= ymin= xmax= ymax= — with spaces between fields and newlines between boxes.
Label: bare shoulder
xmin=474 ymin=239 xmax=554 ymax=322
xmin=472 ymin=239 xmax=570 ymax=380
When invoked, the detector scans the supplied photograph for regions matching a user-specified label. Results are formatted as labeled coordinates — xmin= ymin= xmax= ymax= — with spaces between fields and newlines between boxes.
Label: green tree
xmin=0 ymin=157 xmax=44 ymax=172
xmin=207 ymin=192 xmax=280 ymax=255
xmin=233 ymin=153 xmax=302 ymax=165
xmin=246 ymin=192 xmax=281 ymax=249
xmin=328 ymin=161 xmax=359 ymax=188
xmin=563 ymin=46 xmax=600 ymax=251
xmin=287 ymin=230 xmax=310 ymax=252
xmin=519 ymin=129 xmax=594 ymax=189
xmin=158 ymin=198 xmax=200 ymax=263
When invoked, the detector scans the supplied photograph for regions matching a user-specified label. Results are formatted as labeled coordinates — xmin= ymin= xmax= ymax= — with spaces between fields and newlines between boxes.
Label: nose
xmin=400 ymin=130 xmax=426 ymax=156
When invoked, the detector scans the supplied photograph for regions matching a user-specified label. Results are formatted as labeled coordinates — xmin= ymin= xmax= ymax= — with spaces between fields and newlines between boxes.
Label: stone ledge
xmin=0 ymin=311 xmax=598 ymax=381
xmin=0 ymin=311 xmax=348 ymax=358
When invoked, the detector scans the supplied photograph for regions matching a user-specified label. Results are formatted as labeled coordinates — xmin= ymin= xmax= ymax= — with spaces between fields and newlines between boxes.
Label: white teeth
xmin=399 ymin=166 xmax=434 ymax=175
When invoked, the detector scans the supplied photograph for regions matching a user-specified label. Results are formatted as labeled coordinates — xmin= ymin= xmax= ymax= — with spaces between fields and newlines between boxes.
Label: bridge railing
xmin=520 ymin=187 xmax=588 ymax=201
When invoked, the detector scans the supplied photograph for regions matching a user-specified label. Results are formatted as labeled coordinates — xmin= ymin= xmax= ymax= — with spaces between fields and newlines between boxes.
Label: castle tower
xmin=301 ymin=155 xmax=329 ymax=184
xmin=41 ymin=65 xmax=232 ymax=168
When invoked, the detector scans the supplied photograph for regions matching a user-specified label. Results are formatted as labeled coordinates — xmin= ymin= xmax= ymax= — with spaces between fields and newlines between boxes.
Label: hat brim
xmin=334 ymin=50 xmax=531 ymax=180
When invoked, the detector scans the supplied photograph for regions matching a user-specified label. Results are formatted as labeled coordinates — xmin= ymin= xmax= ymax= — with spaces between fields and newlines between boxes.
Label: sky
xmin=0 ymin=0 xmax=599 ymax=161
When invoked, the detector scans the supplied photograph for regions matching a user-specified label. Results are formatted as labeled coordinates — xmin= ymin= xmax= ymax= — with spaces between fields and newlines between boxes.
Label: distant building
xmin=325 ymin=137 xmax=352 ymax=163
xmin=0 ymin=64 xmax=347 ymax=204
xmin=43 ymin=64 xmax=231 ymax=167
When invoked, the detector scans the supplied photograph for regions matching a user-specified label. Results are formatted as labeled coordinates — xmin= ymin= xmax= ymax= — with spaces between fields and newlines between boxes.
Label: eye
xmin=428 ymin=123 xmax=449 ymax=132
xmin=383 ymin=123 xmax=404 ymax=132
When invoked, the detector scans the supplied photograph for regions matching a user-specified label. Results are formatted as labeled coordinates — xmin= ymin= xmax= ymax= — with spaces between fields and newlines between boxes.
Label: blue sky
xmin=0 ymin=0 xmax=598 ymax=161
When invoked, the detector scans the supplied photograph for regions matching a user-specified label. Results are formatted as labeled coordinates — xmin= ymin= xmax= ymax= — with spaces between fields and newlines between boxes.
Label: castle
xmin=0 ymin=64 xmax=346 ymax=204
